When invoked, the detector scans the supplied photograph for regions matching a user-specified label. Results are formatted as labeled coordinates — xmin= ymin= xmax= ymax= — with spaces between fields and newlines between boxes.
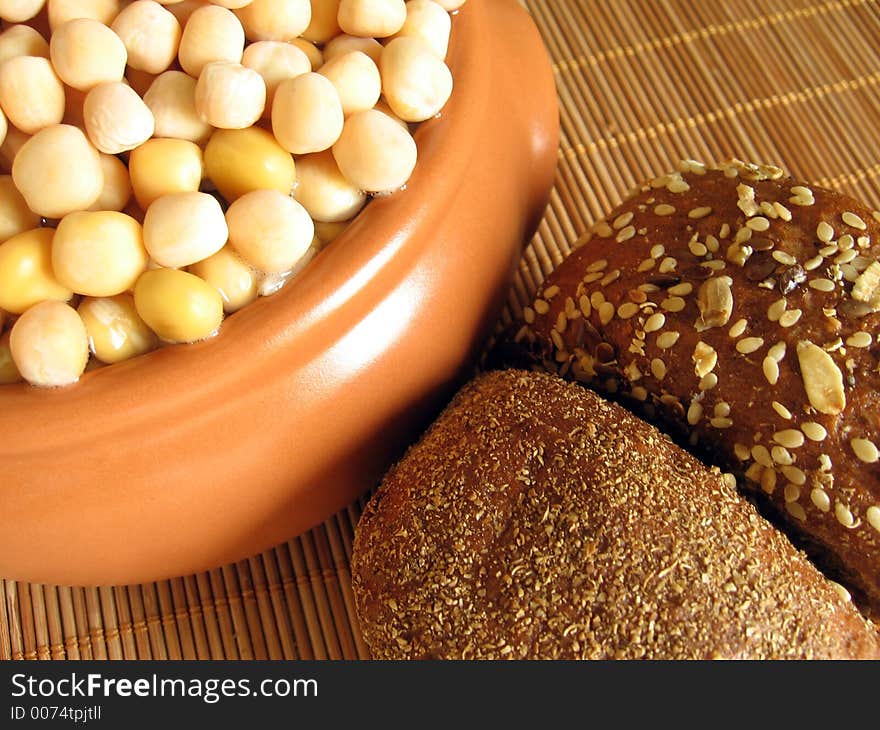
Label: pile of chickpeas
xmin=0 ymin=0 xmax=465 ymax=387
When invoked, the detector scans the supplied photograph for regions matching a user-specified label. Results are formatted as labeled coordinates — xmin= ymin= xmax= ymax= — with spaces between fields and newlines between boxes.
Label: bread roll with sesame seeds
xmin=351 ymin=369 xmax=880 ymax=659
xmin=499 ymin=158 xmax=880 ymax=618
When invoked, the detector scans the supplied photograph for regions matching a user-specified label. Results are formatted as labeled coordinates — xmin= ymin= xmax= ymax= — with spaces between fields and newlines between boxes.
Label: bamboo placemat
xmin=4 ymin=0 xmax=880 ymax=661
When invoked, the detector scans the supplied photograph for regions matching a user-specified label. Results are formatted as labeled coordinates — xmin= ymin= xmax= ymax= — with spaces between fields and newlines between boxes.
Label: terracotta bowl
xmin=0 ymin=0 xmax=559 ymax=587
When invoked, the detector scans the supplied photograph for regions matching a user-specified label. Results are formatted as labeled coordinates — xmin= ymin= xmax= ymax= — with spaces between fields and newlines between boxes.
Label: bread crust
xmin=351 ymin=369 xmax=880 ymax=659
xmin=502 ymin=159 xmax=880 ymax=616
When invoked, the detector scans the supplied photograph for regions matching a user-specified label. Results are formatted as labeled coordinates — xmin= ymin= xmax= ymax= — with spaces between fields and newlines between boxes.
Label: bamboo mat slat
xmin=4 ymin=0 xmax=880 ymax=660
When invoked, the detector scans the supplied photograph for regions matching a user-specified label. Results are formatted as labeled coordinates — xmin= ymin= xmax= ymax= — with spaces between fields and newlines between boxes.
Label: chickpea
xmin=0 ymin=330 xmax=23 ymax=383
xmin=0 ymin=107 xmax=6 ymax=148
xmin=87 ymin=153 xmax=132 ymax=212
xmin=301 ymin=0 xmax=339 ymax=44
xmin=241 ymin=40 xmax=310 ymax=115
xmin=160 ymin=0 xmax=209 ymax=27
xmin=290 ymin=36 xmax=322 ymax=69
xmin=203 ymin=125 xmax=295 ymax=202
xmin=143 ymin=70 xmax=212 ymax=144
xmin=194 ymin=61 xmax=265 ymax=129
xmin=391 ymin=0 xmax=451 ymax=59
xmin=188 ymin=245 xmax=257 ymax=313
xmin=77 ymin=293 xmax=158 ymax=363
xmin=47 ymin=0 xmax=123 ymax=30
xmin=0 ymin=23 xmax=50 ymax=63
xmin=10 ymin=299 xmax=89 ymax=386
xmin=52 ymin=211 xmax=148 ymax=296
xmin=313 ymin=218 xmax=350 ymax=245
xmin=292 ymin=149 xmax=366 ymax=222
xmin=322 ymin=33 xmax=382 ymax=64
xmin=0 ymin=174 xmax=40 ymax=242
xmin=111 ymin=0 xmax=181 ymax=74
xmin=12 ymin=124 xmax=103 ymax=218
xmin=272 ymin=72 xmax=343 ymax=154
xmin=0 ymin=227 xmax=71 ymax=313
xmin=177 ymin=4 xmax=244 ymax=78
xmin=143 ymin=191 xmax=228 ymax=268
xmin=83 ymin=81 xmax=154 ymax=154
xmin=318 ymin=50 xmax=380 ymax=117
xmin=49 ymin=17 xmax=127 ymax=91
xmin=61 ymin=82 xmax=86 ymax=126
xmin=234 ymin=0 xmax=310 ymax=42
xmin=331 ymin=108 xmax=416 ymax=193
xmin=0 ymin=124 xmax=28 ymax=174
xmin=0 ymin=0 xmax=45 ymax=23
xmin=225 ymin=188 xmax=313 ymax=273
xmin=133 ymin=267 xmax=223 ymax=343
xmin=0 ymin=55 xmax=65 ymax=134
xmin=129 ymin=137 xmax=202 ymax=210
xmin=380 ymin=36 xmax=451 ymax=122
xmin=337 ymin=0 xmax=406 ymax=38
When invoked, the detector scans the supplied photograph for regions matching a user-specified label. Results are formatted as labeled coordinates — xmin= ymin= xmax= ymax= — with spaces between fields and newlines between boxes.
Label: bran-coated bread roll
xmin=351 ymin=369 xmax=880 ymax=660
xmin=501 ymin=159 xmax=880 ymax=617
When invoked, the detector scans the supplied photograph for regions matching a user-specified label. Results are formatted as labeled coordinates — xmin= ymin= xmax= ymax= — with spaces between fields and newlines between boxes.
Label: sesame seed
xmin=800 ymin=422 xmax=827 ymax=441
xmin=773 ymin=202 xmax=792 ymax=221
xmin=746 ymin=216 xmax=770 ymax=231
xmin=583 ymin=271 xmax=604 ymax=284
xmin=666 ymin=177 xmax=690 ymax=193
xmin=617 ymin=302 xmax=640 ymax=319
xmin=616 ymin=225 xmax=636 ymax=243
xmin=719 ymin=223 xmax=731 ymax=239
xmin=658 ymin=257 xmax=677 ymax=274
xmin=661 ymin=296 xmax=686 ymax=312
xmin=600 ymin=269 xmax=621 ymax=287
xmin=550 ymin=329 xmax=565 ymax=350
xmin=846 ymin=331 xmax=872 ymax=348
xmin=710 ymin=417 xmax=733 ymax=429
xmin=586 ymin=260 xmax=608 ymax=274
xmin=810 ymin=488 xmax=831 ymax=512
xmin=784 ymin=483 xmax=800 ymax=503
xmin=803 ymin=256 xmax=823 ymax=271
xmin=771 ymin=401 xmax=792 ymax=419
xmin=555 ymin=311 xmax=568 ymax=332
xmin=762 ymin=356 xmax=779 ymax=384
xmin=642 ymin=313 xmax=665 ymax=334
xmin=702 ymin=259 xmax=727 ymax=271
xmin=544 ymin=284 xmax=561 ymax=298
xmin=835 ymin=249 xmax=858 ymax=265
xmin=772 ymin=250 xmax=797 ymax=266
xmin=688 ymin=240 xmax=709 ymax=257
xmin=734 ymin=442 xmax=750 ymax=460
xmin=533 ymin=298 xmax=550 ymax=315
xmin=598 ymin=302 xmax=615 ymax=325
xmin=834 ymin=502 xmax=855 ymax=528
xmin=768 ymin=341 xmax=787 ymax=361
xmin=767 ymin=299 xmax=786 ymax=322
xmin=668 ymin=282 xmax=693 ymax=296
xmin=819 ymin=244 xmax=838 ymax=257
xmin=650 ymin=358 xmax=667 ymax=380
xmin=752 ymin=444 xmax=773 ymax=468
xmin=655 ymin=330 xmax=679 ymax=349
xmin=842 ymin=211 xmax=867 ymax=230
xmin=734 ymin=227 xmax=753 ymax=245
xmin=522 ymin=306 xmax=535 ymax=324
xmin=851 ymin=438 xmax=879 ymax=463
xmin=714 ymin=401 xmax=731 ymax=418
xmin=838 ymin=234 xmax=855 ymax=251
xmin=594 ymin=221 xmax=613 ymax=238
xmin=736 ymin=337 xmax=764 ymax=354
xmin=578 ymin=295 xmax=591 ymax=318
xmin=612 ymin=211 xmax=634 ymax=230
xmin=808 ymin=278 xmax=836 ymax=292
xmin=771 ymin=446 xmax=794 ymax=465
xmin=778 ymin=309 xmax=802 ymax=328
xmin=654 ymin=203 xmax=675 ymax=216
xmin=785 ymin=502 xmax=807 ymax=521
xmin=650 ymin=244 xmax=665 ymax=259
xmin=781 ymin=466 xmax=806 ymax=485
xmin=867 ymin=506 xmax=880 ymax=533
xmin=721 ymin=473 xmax=737 ymax=489
xmin=728 ymin=318 xmax=747 ymax=337
xmin=830 ymin=581 xmax=853 ymax=603
xmin=631 ymin=385 xmax=648 ymax=401
xmin=791 ymin=185 xmax=813 ymax=197
xmin=590 ymin=291 xmax=605 ymax=307
xmin=637 ymin=258 xmax=655 ymax=272
xmin=817 ymin=221 xmax=834 ymax=242
xmin=564 ymin=297 xmax=577 ymax=318
xmin=698 ymin=373 xmax=718 ymax=391
xmin=688 ymin=206 xmax=713 ymax=220
xmin=760 ymin=467 xmax=777 ymax=494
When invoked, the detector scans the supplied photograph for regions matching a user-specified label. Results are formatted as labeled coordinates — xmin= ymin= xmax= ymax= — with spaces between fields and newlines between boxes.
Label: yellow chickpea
xmin=77 ymin=293 xmax=158 ymax=363
xmin=331 ymin=108 xmax=416 ymax=193
xmin=10 ymin=299 xmax=89 ymax=386
xmin=0 ymin=174 xmax=40 ymax=242
xmin=292 ymin=149 xmax=366 ymax=222
xmin=272 ymin=72 xmax=343 ymax=154
xmin=160 ymin=0 xmax=209 ymax=27
xmin=13 ymin=124 xmax=103 ymax=218
xmin=313 ymin=219 xmax=350 ymax=245
xmin=0 ymin=124 xmax=28 ymax=174
xmin=322 ymin=33 xmax=382 ymax=65
xmin=111 ymin=0 xmax=181 ymax=73
xmin=0 ymin=0 xmax=46 ymax=23
xmin=133 ymin=267 xmax=223 ymax=343
xmin=143 ymin=191 xmax=228 ymax=268
xmin=129 ymin=137 xmax=203 ymax=210
xmin=87 ymin=152 xmax=132 ymax=212
xmin=0 ymin=23 xmax=50 ymax=63
xmin=0 ymin=55 xmax=65 ymax=134
xmin=318 ymin=50 xmax=380 ymax=117
xmin=49 ymin=17 xmax=128 ymax=91
xmin=234 ymin=0 xmax=310 ymax=41
xmin=380 ymin=36 xmax=452 ymax=122
xmin=203 ymin=125 xmax=295 ymax=202
xmin=301 ymin=0 xmax=339 ymax=43
xmin=391 ymin=0 xmax=451 ymax=59
xmin=177 ymin=4 xmax=244 ymax=78
xmin=241 ymin=40 xmax=310 ymax=115
xmin=142 ymin=69 xmax=212 ymax=144
xmin=290 ymin=36 xmax=322 ymax=69
xmin=337 ymin=0 xmax=406 ymax=37
xmin=225 ymin=188 xmax=313 ymax=273
xmin=194 ymin=61 xmax=265 ymax=129
xmin=188 ymin=245 xmax=257 ymax=313
xmin=0 ymin=329 xmax=23 ymax=383
xmin=47 ymin=0 xmax=123 ymax=30
xmin=52 ymin=210 xmax=148 ymax=296
xmin=83 ymin=81 xmax=155 ymax=154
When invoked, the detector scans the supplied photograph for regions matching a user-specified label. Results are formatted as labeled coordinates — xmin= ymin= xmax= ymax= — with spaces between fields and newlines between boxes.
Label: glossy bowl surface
xmin=0 ymin=0 xmax=559 ymax=586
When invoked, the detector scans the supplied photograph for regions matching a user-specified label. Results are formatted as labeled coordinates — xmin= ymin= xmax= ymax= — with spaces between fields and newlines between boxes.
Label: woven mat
xmin=4 ymin=0 xmax=880 ymax=661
